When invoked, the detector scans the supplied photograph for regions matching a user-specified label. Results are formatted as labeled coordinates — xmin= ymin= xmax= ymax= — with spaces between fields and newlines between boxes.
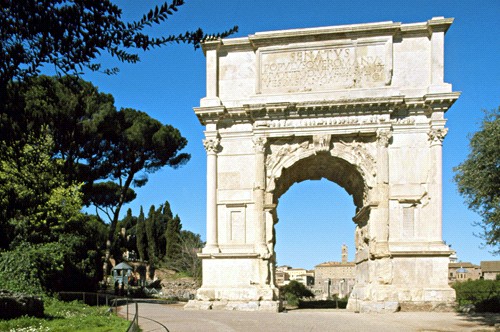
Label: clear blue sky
xmin=80 ymin=0 xmax=499 ymax=270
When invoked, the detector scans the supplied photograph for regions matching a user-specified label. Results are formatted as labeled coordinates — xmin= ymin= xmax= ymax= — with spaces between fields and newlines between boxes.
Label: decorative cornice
xmin=390 ymin=250 xmax=453 ymax=258
xmin=426 ymin=17 xmax=454 ymax=33
xmin=248 ymin=21 xmax=400 ymax=49
xmin=197 ymin=253 xmax=260 ymax=259
xmin=194 ymin=93 xmax=460 ymax=126
xmin=423 ymin=92 xmax=461 ymax=112
xmin=194 ymin=106 xmax=226 ymax=125
xmin=203 ymin=18 xmax=455 ymax=51
xmin=201 ymin=39 xmax=222 ymax=55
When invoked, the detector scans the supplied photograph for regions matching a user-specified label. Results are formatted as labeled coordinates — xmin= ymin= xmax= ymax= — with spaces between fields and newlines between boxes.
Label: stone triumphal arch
xmin=186 ymin=18 xmax=460 ymax=312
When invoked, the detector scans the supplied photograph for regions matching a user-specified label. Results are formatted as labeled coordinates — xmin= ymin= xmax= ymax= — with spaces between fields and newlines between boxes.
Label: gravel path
xmin=119 ymin=302 xmax=499 ymax=332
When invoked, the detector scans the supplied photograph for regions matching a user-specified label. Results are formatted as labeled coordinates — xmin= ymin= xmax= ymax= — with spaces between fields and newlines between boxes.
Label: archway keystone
xmin=186 ymin=18 xmax=460 ymax=312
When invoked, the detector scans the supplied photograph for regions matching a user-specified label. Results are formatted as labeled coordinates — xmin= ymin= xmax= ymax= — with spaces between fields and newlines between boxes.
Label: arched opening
xmin=275 ymin=179 xmax=357 ymax=300
xmin=271 ymin=153 xmax=366 ymax=210
xmin=269 ymin=152 xmax=368 ymax=302
xmin=275 ymin=179 xmax=356 ymax=269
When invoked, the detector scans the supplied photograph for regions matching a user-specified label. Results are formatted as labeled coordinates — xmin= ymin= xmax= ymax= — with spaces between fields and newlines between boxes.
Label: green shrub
xmin=452 ymin=279 xmax=500 ymax=313
xmin=280 ymin=281 xmax=315 ymax=308
xmin=299 ymin=300 xmax=337 ymax=309
xmin=0 ymin=242 xmax=66 ymax=295
xmin=0 ymin=234 xmax=104 ymax=295
xmin=285 ymin=293 xmax=299 ymax=307
xmin=298 ymin=297 xmax=348 ymax=309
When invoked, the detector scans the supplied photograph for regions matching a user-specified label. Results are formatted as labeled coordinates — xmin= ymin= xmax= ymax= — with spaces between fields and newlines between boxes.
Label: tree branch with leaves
xmin=454 ymin=107 xmax=500 ymax=254
xmin=0 ymin=0 xmax=238 ymax=112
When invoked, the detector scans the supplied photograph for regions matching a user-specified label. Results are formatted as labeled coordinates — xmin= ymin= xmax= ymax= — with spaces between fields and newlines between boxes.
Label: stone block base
xmin=195 ymin=286 xmax=278 ymax=302
xmin=346 ymin=284 xmax=456 ymax=313
xmin=399 ymin=301 xmax=456 ymax=312
xmin=349 ymin=301 xmax=401 ymax=313
xmin=184 ymin=300 xmax=281 ymax=312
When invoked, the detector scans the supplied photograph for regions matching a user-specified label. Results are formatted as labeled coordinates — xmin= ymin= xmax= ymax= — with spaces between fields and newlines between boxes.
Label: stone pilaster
xmin=374 ymin=129 xmax=392 ymax=249
xmin=203 ymin=138 xmax=220 ymax=253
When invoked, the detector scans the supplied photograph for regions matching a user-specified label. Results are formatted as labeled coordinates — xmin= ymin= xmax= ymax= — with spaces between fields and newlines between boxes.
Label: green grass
xmin=0 ymin=298 xmax=131 ymax=332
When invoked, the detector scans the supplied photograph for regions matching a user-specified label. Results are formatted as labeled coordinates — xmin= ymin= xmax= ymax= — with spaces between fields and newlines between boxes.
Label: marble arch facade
xmin=186 ymin=18 xmax=460 ymax=312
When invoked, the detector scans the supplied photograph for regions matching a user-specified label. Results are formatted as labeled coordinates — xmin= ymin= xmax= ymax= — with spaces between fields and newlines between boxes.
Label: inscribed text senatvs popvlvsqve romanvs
xmin=259 ymin=43 xmax=389 ymax=93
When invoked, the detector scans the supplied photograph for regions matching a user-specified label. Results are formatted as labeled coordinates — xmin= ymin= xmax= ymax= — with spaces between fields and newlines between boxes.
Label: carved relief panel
xmin=264 ymin=134 xmax=378 ymax=209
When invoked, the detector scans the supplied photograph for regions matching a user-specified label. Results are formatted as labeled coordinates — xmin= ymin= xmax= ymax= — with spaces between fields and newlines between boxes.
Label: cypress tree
xmin=162 ymin=201 xmax=173 ymax=220
xmin=121 ymin=208 xmax=135 ymax=230
xmin=154 ymin=204 xmax=168 ymax=259
xmin=166 ymin=214 xmax=182 ymax=264
xmin=146 ymin=205 xmax=157 ymax=263
xmin=136 ymin=206 xmax=147 ymax=261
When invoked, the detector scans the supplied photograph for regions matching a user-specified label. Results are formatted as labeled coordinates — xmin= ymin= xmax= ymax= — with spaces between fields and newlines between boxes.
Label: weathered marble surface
xmin=190 ymin=17 xmax=460 ymax=312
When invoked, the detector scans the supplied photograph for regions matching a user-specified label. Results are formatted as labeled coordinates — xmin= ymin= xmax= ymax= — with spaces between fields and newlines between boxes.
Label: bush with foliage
xmin=0 ymin=242 xmax=68 ymax=295
xmin=0 ymin=214 xmax=107 ymax=295
xmin=298 ymin=297 xmax=348 ymax=309
xmin=454 ymin=107 xmax=499 ymax=254
xmin=280 ymin=280 xmax=314 ymax=307
xmin=452 ymin=279 xmax=500 ymax=313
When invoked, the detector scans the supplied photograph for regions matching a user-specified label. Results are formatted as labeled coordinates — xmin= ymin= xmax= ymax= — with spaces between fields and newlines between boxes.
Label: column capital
xmin=253 ymin=136 xmax=267 ymax=153
xmin=203 ymin=138 xmax=220 ymax=154
xmin=428 ymin=128 xmax=448 ymax=145
xmin=377 ymin=129 xmax=392 ymax=148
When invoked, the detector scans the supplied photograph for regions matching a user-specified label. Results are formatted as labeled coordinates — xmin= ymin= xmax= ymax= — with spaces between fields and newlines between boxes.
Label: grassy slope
xmin=0 ymin=298 xmax=130 ymax=332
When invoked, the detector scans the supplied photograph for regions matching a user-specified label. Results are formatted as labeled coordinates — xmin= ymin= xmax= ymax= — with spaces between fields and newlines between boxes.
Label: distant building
xmin=275 ymin=266 xmax=314 ymax=287
xmin=480 ymin=261 xmax=500 ymax=280
xmin=287 ymin=268 xmax=307 ymax=281
xmin=275 ymin=266 xmax=291 ymax=286
xmin=448 ymin=262 xmax=481 ymax=283
xmin=314 ymin=244 xmax=356 ymax=299
xmin=291 ymin=270 xmax=315 ymax=286
xmin=449 ymin=250 xmax=457 ymax=263
xmin=276 ymin=265 xmax=292 ymax=272
xmin=112 ymin=262 xmax=133 ymax=286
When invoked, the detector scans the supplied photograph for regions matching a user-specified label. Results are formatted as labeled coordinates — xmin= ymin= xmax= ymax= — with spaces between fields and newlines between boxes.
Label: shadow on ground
xmin=457 ymin=312 xmax=500 ymax=330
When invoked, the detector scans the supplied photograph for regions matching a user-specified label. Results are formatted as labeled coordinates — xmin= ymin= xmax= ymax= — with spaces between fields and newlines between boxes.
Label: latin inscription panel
xmin=258 ymin=40 xmax=391 ymax=94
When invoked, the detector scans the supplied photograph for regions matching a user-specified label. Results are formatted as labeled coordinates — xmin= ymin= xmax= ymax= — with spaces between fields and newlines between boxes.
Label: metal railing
xmin=58 ymin=292 xmax=139 ymax=331
xmin=125 ymin=301 xmax=139 ymax=332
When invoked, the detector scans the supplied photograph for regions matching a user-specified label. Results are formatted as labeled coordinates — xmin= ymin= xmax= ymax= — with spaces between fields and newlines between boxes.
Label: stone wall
xmin=160 ymin=279 xmax=199 ymax=301
xmin=0 ymin=290 xmax=44 ymax=319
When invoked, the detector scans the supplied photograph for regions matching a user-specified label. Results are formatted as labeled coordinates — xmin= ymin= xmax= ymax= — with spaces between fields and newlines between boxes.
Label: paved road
xmin=120 ymin=303 xmax=499 ymax=332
